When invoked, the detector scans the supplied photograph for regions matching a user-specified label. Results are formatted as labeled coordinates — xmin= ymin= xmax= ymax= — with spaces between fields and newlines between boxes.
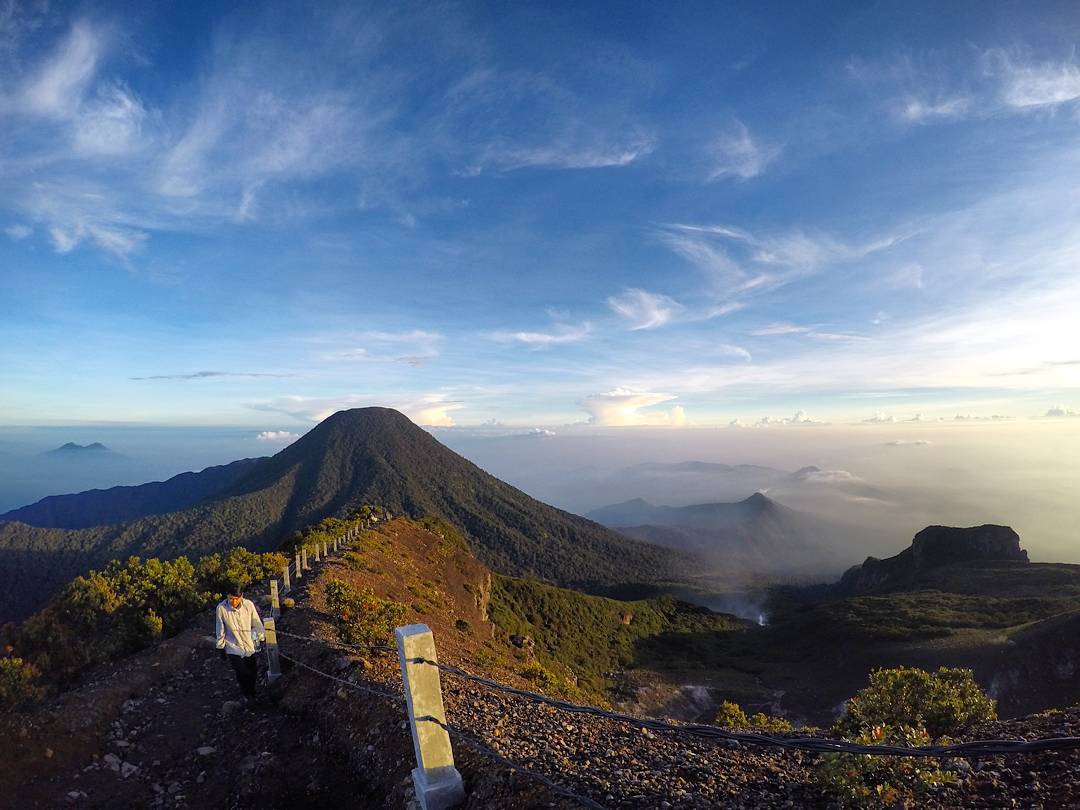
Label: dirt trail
xmin=3 ymin=622 xmax=372 ymax=810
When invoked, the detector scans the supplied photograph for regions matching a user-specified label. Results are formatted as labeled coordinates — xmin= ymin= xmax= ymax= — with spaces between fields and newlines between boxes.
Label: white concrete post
xmin=322 ymin=540 xmax=329 ymax=559
xmin=269 ymin=578 xmax=280 ymax=618
xmin=396 ymin=624 xmax=464 ymax=810
xmin=314 ymin=543 xmax=321 ymax=563
xmin=264 ymin=617 xmax=281 ymax=682
xmin=295 ymin=551 xmax=303 ymax=579
xmin=282 ymin=563 xmax=291 ymax=593
xmin=302 ymin=547 xmax=310 ymax=571
xmin=334 ymin=535 xmax=339 ymax=553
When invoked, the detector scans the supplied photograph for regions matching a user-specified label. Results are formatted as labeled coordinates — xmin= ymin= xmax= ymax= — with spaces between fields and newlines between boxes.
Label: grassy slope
xmin=488 ymin=574 xmax=745 ymax=696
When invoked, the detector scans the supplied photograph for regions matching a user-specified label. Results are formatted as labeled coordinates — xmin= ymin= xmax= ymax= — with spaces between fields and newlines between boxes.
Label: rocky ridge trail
xmin=7 ymin=515 xmax=1080 ymax=809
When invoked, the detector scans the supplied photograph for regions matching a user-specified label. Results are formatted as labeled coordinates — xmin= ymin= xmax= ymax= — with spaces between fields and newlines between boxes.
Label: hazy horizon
xmin=3 ymin=417 xmax=1077 ymax=569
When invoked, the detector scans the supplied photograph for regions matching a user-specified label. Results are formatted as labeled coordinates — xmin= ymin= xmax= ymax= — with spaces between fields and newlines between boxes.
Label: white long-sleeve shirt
xmin=215 ymin=598 xmax=266 ymax=657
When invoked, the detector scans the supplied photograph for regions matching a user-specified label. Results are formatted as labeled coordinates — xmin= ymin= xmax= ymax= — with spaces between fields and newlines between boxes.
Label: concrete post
xmin=302 ymin=547 xmax=310 ymax=571
xmin=264 ymin=617 xmax=281 ymax=683
xmin=334 ymin=535 xmax=339 ymax=553
xmin=295 ymin=551 xmax=303 ymax=579
xmin=314 ymin=543 xmax=321 ymax=563
xmin=282 ymin=563 xmax=291 ymax=593
xmin=396 ymin=624 xmax=465 ymax=810
xmin=269 ymin=578 xmax=280 ymax=618
xmin=323 ymin=540 xmax=329 ymax=559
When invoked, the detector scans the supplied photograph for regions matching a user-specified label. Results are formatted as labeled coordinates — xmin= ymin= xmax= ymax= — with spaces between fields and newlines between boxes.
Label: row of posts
xmin=264 ymin=516 xmax=379 ymax=684
xmin=258 ymin=512 xmax=463 ymax=809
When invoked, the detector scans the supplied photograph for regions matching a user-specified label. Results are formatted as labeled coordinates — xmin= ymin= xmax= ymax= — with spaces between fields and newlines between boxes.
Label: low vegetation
xmin=817 ymin=666 xmax=995 ymax=808
xmin=489 ymin=574 xmax=742 ymax=698
xmin=1 ymin=547 xmax=286 ymax=706
xmin=324 ymin=579 xmax=406 ymax=649
xmin=712 ymin=700 xmax=793 ymax=733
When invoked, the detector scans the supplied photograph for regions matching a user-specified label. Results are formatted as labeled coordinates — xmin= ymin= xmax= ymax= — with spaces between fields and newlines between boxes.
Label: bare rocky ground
xmin=6 ymin=518 xmax=1080 ymax=809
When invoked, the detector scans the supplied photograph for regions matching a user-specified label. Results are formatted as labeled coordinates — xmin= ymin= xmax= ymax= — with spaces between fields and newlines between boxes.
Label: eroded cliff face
xmin=840 ymin=524 xmax=1028 ymax=594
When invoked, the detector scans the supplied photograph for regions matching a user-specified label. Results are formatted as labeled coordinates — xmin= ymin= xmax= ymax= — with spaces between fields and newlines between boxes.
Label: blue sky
xmin=3 ymin=0 xmax=1080 ymax=431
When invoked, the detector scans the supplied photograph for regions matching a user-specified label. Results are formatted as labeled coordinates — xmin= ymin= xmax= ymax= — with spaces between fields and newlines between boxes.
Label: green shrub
xmin=713 ymin=700 xmax=749 ymax=728
xmin=196 ymin=548 xmax=288 ymax=597
xmin=817 ymin=724 xmax=954 ymax=809
xmin=521 ymin=662 xmax=560 ymax=691
xmin=0 ymin=658 xmax=43 ymax=707
xmin=324 ymin=579 xmax=405 ymax=648
xmin=834 ymin=666 xmax=996 ymax=740
xmin=712 ymin=700 xmax=792 ymax=733
xmin=817 ymin=666 xmax=992 ymax=808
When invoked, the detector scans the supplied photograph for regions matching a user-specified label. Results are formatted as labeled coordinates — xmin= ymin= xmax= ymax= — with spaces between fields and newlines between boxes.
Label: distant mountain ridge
xmin=588 ymin=492 xmax=847 ymax=578
xmin=0 ymin=458 xmax=263 ymax=529
xmin=0 ymin=408 xmax=689 ymax=622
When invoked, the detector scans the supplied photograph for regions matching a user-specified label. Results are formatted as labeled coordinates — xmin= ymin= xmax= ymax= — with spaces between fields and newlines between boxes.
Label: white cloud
xmin=1045 ymin=404 xmax=1080 ymax=418
xmin=607 ymin=288 xmax=681 ymax=330
xmin=249 ymin=393 xmax=463 ymax=427
xmin=752 ymin=410 xmax=820 ymax=426
xmin=863 ymin=413 xmax=896 ymax=423
xmin=886 ymin=262 xmax=924 ymax=289
xmin=256 ymin=430 xmax=300 ymax=442
xmin=750 ymin=322 xmax=868 ymax=342
xmin=468 ymin=133 xmax=656 ymax=174
xmin=489 ymin=322 xmax=591 ymax=347
xmin=47 ymin=222 xmax=147 ymax=258
xmin=5 ymin=223 xmax=31 ymax=241
xmin=898 ymin=97 xmax=969 ymax=123
xmin=21 ymin=21 xmax=102 ymax=118
xmin=999 ymin=57 xmax=1080 ymax=109
xmin=709 ymin=119 xmax=780 ymax=181
xmin=73 ymin=82 xmax=146 ymax=155
xmin=884 ymin=439 xmax=933 ymax=446
xmin=579 ymin=388 xmax=686 ymax=426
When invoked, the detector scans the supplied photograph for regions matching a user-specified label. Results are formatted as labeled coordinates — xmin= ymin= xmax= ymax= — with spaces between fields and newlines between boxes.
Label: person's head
xmin=226 ymin=582 xmax=245 ymax=608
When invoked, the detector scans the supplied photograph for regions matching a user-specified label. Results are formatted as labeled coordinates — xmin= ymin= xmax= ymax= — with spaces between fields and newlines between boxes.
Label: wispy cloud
xmin=898 ymin=96 xmax=970 ymax=123
xmin=19 ymin=20 xmax=102 ymax=118
xmin=658 ymin=222 xmax=903 ymax=317
xmin=131 ymin=370 xmax=291 ymax=381
xmin=884 ymin=439 xmax=933 ymax=446
xmin=489 ymin=322 xmax=591 ymax=347
xmin=996 ymin=55 xmax=1080 ymax=109
xmin=708 ymin=119 xmax=780 ymax=181
xmin=248 ymin=393 xmax=463 ymax=426
xmin=1044 ymin=404 xmax=1080 ymax=418
xmin=464 ymin=132 xmax=655 ymax=175
xmin=4 ymin=223 xmax=31 ymax=240
xmin=750 ymin=322 xmax=869 ymax=342
xmin=256 ymin=430 xmax=300 ymax=442
xmin=607 ymin=288 xmax=681 ymax=330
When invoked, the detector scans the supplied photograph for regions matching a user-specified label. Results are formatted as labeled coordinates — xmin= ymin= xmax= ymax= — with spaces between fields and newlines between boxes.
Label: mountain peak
xmin=841 ymin=524 xmax=1029 ymax=593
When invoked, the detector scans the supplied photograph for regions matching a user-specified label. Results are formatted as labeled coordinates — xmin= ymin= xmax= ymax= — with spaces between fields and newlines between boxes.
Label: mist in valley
xmin=3 ymin=420 xmax=1078 ymax=580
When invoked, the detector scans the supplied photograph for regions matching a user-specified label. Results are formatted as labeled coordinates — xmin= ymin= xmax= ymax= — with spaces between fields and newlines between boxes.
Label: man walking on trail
xmin=215 ymin=583 xmax=266 ymax=700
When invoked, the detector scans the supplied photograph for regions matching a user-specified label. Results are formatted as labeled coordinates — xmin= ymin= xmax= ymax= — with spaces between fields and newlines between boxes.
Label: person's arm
xmin=248 ymin=600 xmax=266 ymax=644
xmin=215 ymin=604 xmax=227 ymax=658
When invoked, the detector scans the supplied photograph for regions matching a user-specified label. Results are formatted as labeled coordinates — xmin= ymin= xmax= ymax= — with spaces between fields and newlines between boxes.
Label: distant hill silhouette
xmin=0 ymin=408 xmax=688 ymax=622
xmin=0 ymin=458 xmax=263 ymax=529
xmin=839 ymin=524 xmax=1029 ymax=594
xmin=47 ymin=442 xmax=111 ymax=455
xmin=588 ymin=492 xmax=846 ymax=578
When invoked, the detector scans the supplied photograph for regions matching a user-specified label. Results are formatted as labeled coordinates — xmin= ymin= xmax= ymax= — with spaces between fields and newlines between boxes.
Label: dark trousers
xmin=229 ymin=653 xmax=259 ymax=697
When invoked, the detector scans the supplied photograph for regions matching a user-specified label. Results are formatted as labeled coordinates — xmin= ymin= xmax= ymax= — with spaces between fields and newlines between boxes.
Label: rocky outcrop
xmin=840 ymin=524 xmax=1028 ymax=594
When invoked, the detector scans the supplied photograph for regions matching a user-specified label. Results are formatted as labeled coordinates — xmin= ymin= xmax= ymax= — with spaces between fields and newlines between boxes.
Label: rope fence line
xmin=279 ymin=617 xmax=1080 ymax=760
xmin=275 ymin=647 xmax=606 ymax=809
xmin=256 ymin=511 xmax=1080 ymax=809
